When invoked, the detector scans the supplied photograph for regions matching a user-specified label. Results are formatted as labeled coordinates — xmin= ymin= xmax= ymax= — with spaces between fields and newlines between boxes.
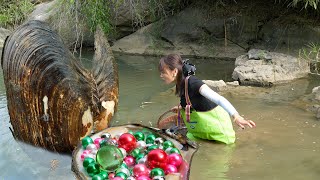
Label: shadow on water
xmin=0 ymin=52 xmax=320 ymax=180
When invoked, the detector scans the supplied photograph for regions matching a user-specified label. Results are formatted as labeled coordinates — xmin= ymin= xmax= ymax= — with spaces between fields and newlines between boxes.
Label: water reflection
xmin=0 ymin=54 xmax=319 ymax=180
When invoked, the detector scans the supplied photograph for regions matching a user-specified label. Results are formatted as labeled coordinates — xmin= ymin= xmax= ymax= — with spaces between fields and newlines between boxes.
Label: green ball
xmin=135 ymin=153 xmax=145 ymax=162
xmin=96 ymin=144 xmax=124 ymax=172
xmin=120 ymin=162 xmax=128 ymax=169
xmin=99 ymin=139 xmax=108 ymax=148
xmin=86 ymin=162 xmax=100 ymax=177
xmin=131 ymin=148 xmax=143 ymax=158
xmin=150 ymin=168 xmax=165 ymax=177
xmin=81 ymin=136 xmax=93 ymax=149
xmin=146 ymin=134 xmax=156 ymax=144
xmin=147 ymin=145 xmax=158 ymax=153
xmin=170 ymin=148 xmax=180 ymax=154
xmin=134 ymin=131 xmax=145 ymax=141
xmin=92 ymin=174 xmax=104 ymax=180
xmin=115 ymin=172 xmax=128 ymax=179
xmin=163 ymin=140 xmax=174 ymax=150
xmin=83 ymin=157 xmax=95 ymax=168
xmin=99 ymin=170 xmax=109 ymax=179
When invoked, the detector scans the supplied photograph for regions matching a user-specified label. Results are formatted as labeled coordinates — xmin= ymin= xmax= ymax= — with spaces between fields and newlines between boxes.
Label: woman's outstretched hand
xmin=232 ymin=113 xmax=256 ymax=129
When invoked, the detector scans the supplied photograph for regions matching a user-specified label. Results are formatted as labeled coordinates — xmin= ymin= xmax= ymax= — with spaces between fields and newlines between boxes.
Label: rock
xmin=232 ymin=51 xmax=310 ymax=86
xmin=226 ymin=81 xmax=239 ymax=86
xmin=248 ymin=49 xmax=272 ymax=60
xmin=203 ymin=80 xmax=227 ymax=92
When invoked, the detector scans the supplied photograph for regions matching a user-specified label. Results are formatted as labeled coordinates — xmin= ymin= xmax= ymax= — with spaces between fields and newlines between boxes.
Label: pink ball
xmin=136 ymin=175 xmax=151 ymax=180
xmin=167 ymin=153 xmax=183 ymax=168
xmin=112 ymin=177 xmax=124 ymax=180
xmin=80 ymin=150 xmax=91 ymax=161
xmin=124 ymin=155 xmax=136 ymax=167
xmin=164 ymin=164 xmax=178 ymax=174
xmin=108 ymin=173 xmax=115 ymax=179
xmin=133 ymin=164 xmax=150 ymax=177
xmin=94 ymin=138 xmax=103 ymax=148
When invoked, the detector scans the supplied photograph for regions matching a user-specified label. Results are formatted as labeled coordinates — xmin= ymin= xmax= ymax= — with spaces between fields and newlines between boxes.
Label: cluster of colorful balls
xmin=80 ymin=130 xmax=184 ymax=180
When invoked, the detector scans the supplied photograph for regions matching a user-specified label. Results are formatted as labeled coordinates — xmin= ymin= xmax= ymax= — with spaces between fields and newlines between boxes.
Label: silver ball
xmin=116 ymin=168 xmax=131 ymax=176
xmin=86 ymin=143 xmax=97 ymax=151
xmin=137 ymin=156 xmax=147 ymax=164
xmin=119 ymin=147 xmax=127 ymax=157
xmin=136 ymin=140 xmax=147 ymax=149
xmin=153 ymin=176 xmax=165 ymax=180
xmin=154 ymin=137 xmax=164 ymax=145
xmin=101 ymin=132 xmax=112 ymax=139
xmin=127 ymin=177 xmax=136 ymax=180
xmin=165 ymin=147 xmax=172 ymax=154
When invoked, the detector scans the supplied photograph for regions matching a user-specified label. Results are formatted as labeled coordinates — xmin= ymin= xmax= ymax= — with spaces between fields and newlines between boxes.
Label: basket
xmin=157 ymin=109 xmax=185 ymax=129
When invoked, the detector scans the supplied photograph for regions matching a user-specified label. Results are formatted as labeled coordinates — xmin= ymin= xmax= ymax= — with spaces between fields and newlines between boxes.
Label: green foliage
xmin=0 ymin=0 xmax=34 ymax=28
xmin=278 ymin=0 xmax=320 ymax=9
xmin=299 ymin=42 xmax=320 ymax=74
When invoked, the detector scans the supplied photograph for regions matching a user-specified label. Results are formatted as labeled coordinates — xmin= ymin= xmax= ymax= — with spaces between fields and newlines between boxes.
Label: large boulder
xmin=232 ymin=50 xmax=310 ymax=86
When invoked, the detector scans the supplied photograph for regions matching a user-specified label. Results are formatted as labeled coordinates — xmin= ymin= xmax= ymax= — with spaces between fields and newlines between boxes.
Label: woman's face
xmin=160 ymin=65 xmax=177 ymax=84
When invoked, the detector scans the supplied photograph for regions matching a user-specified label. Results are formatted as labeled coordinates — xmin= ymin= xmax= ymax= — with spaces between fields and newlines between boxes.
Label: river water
xmin=0 ymin=52 xmax=319 ymax=180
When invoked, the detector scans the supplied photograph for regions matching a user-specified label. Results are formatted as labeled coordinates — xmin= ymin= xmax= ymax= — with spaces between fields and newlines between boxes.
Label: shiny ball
xmin=154 ymin=137 xmax=164 ymax=145
xmin=164 ymin=164 xmax=178 ymax=174
xmin=131 ymin=148 xmax=143 ymax=158
xmin=135 ymin=153 xmax=145 ymax=163
xmin=112 ymin=177 xmax=124 ymax=180
xmin=133 ymin=164 xmax=150 ymax=177
xmin=81 ymin=136 xmax=93 ymax=149
xmin=150 ymin=168 xmax=165 ymax=178
xmin=136 ymin=175 xmax=151 ymax=180
xmin=86 ymin=143 xmax=98 ymax=151
xmin=145 ymin=134 xmax=156 ymax=144
xmin=136 ymin=141 xmax=147 ymax=149
xmin=116 ymin=168 xmax=131 ymax=176
xmin=94 ymin=138 xmax=104 ymax=148
xmin=167 ymin=153 xmax=183 ymax=167
xmin=83 ymin=157 xmax=95 ymax=168
xmin=101 ymin=132 xmax=112 ymax=139
xmin=137 ymin=156 xmax=147 ymax=164
xmin=152 ymin=176 xmax=165 ymax=180
xmin=115 ymin=172 xmax=128 ymax=179
xmin=127 ymin=176 xmax=137 ymax=180
xmin=169 ymin=148 xmax=180 ymax=154
xmin=92 ymin=174 xmax=104 ymax=180
xmin=119 ymin=147 xmax=127 ymax=157
xmin=124 ymin=155 xmax=136 ymax=167
xmin=147 ymin=149 xmax=167 ymax=169
xmin=163 ymin=140 xmax=174 ymax=150
xmin=134 ymin=131 xmax=145 ymax=141
xmin=99 ymin=171 xmax=109 ymax=179
xmin=118 ymin=133 xmax=137 ymax=152
xmin=96 ymin=144 xmax=124 ymax=171
xmin=147 ymin=145 xmax=158 ymax=153
xmin=86 ymin=162 xmax=100 ymax=177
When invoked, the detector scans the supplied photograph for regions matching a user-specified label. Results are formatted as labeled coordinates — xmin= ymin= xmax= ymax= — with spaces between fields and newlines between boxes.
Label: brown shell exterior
xmin=1 ymin=20 xmax=118 ymax=152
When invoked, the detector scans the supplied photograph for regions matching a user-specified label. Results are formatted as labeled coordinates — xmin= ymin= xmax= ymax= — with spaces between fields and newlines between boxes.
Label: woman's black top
xmin=180 ymin=76 xmax=218 ymax=112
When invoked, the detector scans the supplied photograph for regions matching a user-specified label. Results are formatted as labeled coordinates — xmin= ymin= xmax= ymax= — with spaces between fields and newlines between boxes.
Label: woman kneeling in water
xmin=159 ymin=54 xmax=256 ymax=144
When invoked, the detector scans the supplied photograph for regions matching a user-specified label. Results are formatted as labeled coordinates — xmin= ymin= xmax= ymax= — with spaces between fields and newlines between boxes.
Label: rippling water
xmin=0 ymin=52 xmax=319 ymax=180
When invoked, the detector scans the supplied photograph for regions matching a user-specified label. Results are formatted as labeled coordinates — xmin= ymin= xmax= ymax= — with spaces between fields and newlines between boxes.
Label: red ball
xmin=147 ymin=149 xmax=167 ymax=169
xmin=118 ymin=133 xmax=137 ymax=152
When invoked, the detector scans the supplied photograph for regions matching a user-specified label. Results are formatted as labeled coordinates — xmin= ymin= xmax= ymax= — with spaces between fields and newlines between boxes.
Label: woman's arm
xmin=199 ymin=84 xmax=256 ymax=128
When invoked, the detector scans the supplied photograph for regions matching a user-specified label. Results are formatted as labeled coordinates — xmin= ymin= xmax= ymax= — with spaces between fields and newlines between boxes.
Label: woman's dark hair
xmin=159 ymin=54 xmax=184 ymax=96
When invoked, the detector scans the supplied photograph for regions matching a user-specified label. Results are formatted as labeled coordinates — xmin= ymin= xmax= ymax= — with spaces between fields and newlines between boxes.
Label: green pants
xmin=181 ymin=106 xmax=236 ymax=144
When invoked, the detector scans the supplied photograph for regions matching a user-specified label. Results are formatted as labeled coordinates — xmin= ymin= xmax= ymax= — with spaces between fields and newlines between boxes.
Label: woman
xmin=159 ymin=54 xmax=256 ymax=144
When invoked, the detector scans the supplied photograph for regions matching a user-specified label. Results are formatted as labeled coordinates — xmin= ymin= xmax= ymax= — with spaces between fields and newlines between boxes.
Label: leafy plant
xmin=299 ymin=42 xmax=320 ymax=74
xmin=0 ymin=0 xmax=34 ymax=28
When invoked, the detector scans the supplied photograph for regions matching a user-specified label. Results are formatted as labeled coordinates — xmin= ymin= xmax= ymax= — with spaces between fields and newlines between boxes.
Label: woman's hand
xmin=171 ymin=106 xmax=179 ymax=113
xmin=232 ymin=113 xmax=256 ymax=129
